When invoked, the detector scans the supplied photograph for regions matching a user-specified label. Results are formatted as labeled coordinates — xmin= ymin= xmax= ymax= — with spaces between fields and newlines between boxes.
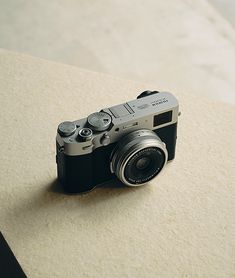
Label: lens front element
xmin=124 ymin=147 xmax=165 ymax=185
xmin=136 ymin=156 xmax=151 ymax=170
xmin=111 ymin=129 xmax=168 ymax=186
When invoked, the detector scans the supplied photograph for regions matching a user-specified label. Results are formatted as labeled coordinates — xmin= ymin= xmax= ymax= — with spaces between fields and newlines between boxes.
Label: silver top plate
xmin=56 ymin=91 xmax=179 ymax=156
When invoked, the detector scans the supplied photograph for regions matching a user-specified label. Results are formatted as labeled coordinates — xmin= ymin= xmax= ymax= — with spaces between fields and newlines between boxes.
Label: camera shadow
xmin=48 ymin=178 xmax=143 ymax=202
xmin=2 ymin=177 xmax=152 ymax=246
xmin=49 ymin=178 xmax=126 ymax=193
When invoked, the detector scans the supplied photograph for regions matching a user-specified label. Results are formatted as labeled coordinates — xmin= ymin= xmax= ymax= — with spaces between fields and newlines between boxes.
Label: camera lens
xmin=110 ymin=130 xmax=168 ymax=186
xmin=123 ymin=147 xmax=165 ymax=185
xmin=136 ymin=156 xmax=151 ymax=170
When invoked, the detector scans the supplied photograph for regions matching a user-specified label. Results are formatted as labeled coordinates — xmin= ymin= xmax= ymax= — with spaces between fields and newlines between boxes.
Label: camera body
xmin=56 ymin=91 xmax=179 ymax=193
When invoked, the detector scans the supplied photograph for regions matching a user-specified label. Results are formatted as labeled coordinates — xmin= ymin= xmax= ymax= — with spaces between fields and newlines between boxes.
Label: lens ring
xmin=122 ymin=146 xmax=166 ymax=185
xmin=110 ymin=129 xmax=168 ymax=186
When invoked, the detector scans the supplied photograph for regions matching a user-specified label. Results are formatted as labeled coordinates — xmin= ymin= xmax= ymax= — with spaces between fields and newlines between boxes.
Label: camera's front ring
xmin=110 ymin=129 xmax=168 ymax=186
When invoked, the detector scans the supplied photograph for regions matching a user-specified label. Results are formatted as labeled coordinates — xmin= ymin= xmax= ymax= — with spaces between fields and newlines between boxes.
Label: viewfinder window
xmin=153 ymin=111 xmax=172 ymax=127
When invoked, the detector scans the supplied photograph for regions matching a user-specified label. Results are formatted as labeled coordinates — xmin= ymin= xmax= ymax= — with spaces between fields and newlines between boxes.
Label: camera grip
xmin=57 ymin=144 xmax=93 ymax=193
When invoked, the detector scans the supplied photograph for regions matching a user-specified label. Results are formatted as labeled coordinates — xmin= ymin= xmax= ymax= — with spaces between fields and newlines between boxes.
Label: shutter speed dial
xmin=87 ymin=112 xmax=112 ymax=131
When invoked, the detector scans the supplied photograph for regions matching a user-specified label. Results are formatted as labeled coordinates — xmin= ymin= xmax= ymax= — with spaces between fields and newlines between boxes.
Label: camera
xmin=56 ymin=90 xmax=179 ymax=193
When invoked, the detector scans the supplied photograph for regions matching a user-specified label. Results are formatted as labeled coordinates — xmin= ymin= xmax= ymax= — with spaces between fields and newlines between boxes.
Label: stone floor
xmin=0 ymin=0 xmax=235 ymax=105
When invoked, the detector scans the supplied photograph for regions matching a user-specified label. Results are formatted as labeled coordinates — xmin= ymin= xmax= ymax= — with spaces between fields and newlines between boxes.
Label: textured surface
xmin=0 ymin=49 xmax=235 ymax=277
xmin=209 ymin=0 xmax=235 ymax=27
xmin=1 ymin=0 xmax=235 ymax=105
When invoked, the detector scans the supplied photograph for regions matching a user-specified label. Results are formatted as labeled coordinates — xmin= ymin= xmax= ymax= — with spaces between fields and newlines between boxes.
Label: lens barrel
xmin=110 ymin=129 xmax=168 ymax=186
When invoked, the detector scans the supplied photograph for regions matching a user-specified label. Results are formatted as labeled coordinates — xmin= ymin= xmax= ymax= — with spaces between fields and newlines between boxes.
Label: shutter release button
xmin=78 ymin=128 xmax=93 ymax=141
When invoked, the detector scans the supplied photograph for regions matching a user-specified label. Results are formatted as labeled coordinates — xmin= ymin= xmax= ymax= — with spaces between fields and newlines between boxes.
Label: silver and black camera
xmin=56 ymin=91 xmax=179 ymax=193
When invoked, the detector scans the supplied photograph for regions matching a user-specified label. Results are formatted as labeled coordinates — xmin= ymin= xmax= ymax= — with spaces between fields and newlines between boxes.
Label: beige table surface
xmin=0 ymin=49 xmax=235 ymax=278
